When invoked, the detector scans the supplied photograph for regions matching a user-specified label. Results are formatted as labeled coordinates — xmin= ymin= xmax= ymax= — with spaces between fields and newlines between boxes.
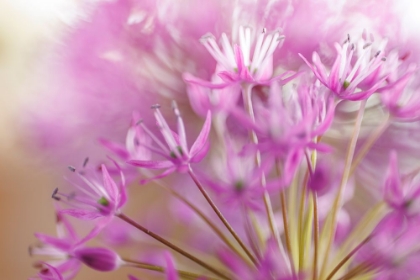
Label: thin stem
xmin=281 ymin=191 xmax=293 ymax=256
xmin=325 ymin=235 xmax=373 ymax=280
xmin=288 ymin=172 xmax=300 ymax=267
xmin=241 ymin=83 xmax=289 ymax=271
xmin=123 ymin=259 xmax=220 ymax=280
xmin=312 ymin=192 xmax=319 ymax=280
xmin=337 ymin=202 xmax=385 ymax=261
xmin=275 ymin=161 xmax=294 ymax=268
xmin=117 ymin=213 xmax=231 ymax=280
xmin=298 ymin=169 xmax=309 ymax=270
xmin=338 ymin=263 xmax=372 ymax=280
xmin=188 ymin=167 xmax=257 ymax=265
xmin=349 ymin=115 xmax=390 ymax=175
xmin=152 ymin=177 xmax=252 ymax=266
xmin=319 ymin=100 xmax=366 ymax=279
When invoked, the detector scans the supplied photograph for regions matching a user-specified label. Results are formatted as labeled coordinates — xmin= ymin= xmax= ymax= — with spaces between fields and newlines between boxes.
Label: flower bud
xmin=74 ymin=247 xmax=122 ymax=272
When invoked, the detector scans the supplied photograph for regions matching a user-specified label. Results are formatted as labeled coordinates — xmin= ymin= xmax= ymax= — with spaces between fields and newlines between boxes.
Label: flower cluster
xmin=28 ymin=0 xmax=420 ymax=279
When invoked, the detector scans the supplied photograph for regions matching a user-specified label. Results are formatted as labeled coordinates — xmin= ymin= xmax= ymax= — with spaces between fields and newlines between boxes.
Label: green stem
xmin=319 ymin=100 xmax=366 ymax=279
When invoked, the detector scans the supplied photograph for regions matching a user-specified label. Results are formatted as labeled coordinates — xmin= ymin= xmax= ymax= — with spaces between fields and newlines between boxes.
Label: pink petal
xmin=59 ymin=209 xmax=103 ymax=220
xmin=34 ymin=233 xmax=72 ymax=252
xmin=127 ymin=160 xmax=174 ymax=169
xmin=164 ymin=252 xmax=179 ymax=280
xmin=139 ymin=167 xmax=177 ymax=184
xmin=102 ymin=164 xmax=119 ymax=204
xmin=189 ymin=111 xmax=212 ymax=159
xmin=183 ymin=73 xmax=230 ymax=89
xmin=99 ymin=138 xmax=129 ymax=160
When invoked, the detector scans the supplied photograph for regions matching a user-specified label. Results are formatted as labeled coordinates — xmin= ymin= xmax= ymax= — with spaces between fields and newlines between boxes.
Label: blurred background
xmin=0 ymin=0 xmax=127 ymax=278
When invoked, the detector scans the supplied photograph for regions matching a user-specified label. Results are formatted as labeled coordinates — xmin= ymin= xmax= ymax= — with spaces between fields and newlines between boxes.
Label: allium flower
xmin=30 ymin=211 xmax=122 ymax=279
xmin=300 ymin=32 xmax=390 ymax=101
xmin=26 ymin=0 xmax=420 ymax=280
xmin=52 ymin=162 xmax=127 ymax=241
xmin=383 ymin=151 xmax=420 ymax=218
xmin=184 ymin=26 xmax=297 ymax=88
xmin=128 ymin=102 xmax=211 ymax=181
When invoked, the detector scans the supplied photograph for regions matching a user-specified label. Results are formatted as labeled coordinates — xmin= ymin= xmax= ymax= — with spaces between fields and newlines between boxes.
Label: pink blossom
xmin=128 ymin=103 xmax=211 ymax=182
xmin=30 ymin=211 xmax=121 ymax=279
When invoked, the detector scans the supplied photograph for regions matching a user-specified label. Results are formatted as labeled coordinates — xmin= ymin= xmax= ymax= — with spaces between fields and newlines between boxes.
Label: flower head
xmin=128 ymin=102 xmax=211 ymax=182
xmin=301 ymin=32 xmax=390 ymax=100
xmin=30 ymin=211 xmax=122 ymax=279
xmin=53 ymin=162 xmax=127 ymax=237
xmin=184 ymin=26 xmax=298 ymax=89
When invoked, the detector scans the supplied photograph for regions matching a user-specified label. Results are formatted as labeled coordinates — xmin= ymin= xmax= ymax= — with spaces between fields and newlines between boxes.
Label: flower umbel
xmin=27 ymin=1 xmax=420 ymax=280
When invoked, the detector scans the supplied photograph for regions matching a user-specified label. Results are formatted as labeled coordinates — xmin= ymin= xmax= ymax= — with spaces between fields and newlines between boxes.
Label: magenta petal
xmin=140 ymin=167 xmax=177 ymax=184
xmin=183 ymin=73 xmax=230 ymax=89
xmin=164 ymin=252 xmax=179 ymax=280
xmin=189 ymin=111 xmax=212 ymax=159
xmin=102 ymin=164 xmax=119 ymax=203
xmin=107 ymin=157 xmax=128 ymax=208
xmin=75 ymin=217 xmax=112 ymax=247
xmin=190 ymin=140 xmax=209 ymax=163
xmin=37 ymin=262 xmax=64 ymax=280
xmin=128 ymin=275 xmax=140 ymax=280
xmin=59 ymin=209 xmax=103 ymax=220
xmin=99 ymin=138 xmax=129 ymax=160
xmin=34 ymin=233 xmax=71 ymax=251
xmin=128 ymin=160 xmax=174 ymax=169
xmin=55 ymin=209 xmax=78 ymax=242
xmin=218 ymin=71 xmax=238 ymax=83
xmin=384 ymin=151 xmax=403 ymax=207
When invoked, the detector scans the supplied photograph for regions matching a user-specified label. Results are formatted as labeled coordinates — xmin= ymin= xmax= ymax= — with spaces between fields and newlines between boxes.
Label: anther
xmin=344 ymin=34 xmax=350 ymax=44
xmin=68 ymin=166 xmax=76 ymax=172
xmin=375 ymin=51 xmax=381 ymax=57
xmin=151 ymin=104 xmax=161 ymax=109
xmin=83 ymin=157 xmax=89 ymax=168
xmin=350 ymin=44 xmax=355 ymax=51
xmin=136 ymin=119 xmax=144 ymax=125
xmin=262 ymin=27 xmax=267 ymax=34
xmin=277 ymin=35 xmax=285 ymax=41
xmin=363 ymin=43 xmax=372 ymax=49
xmin=381 ymin=57 xmax=386 ymax=61
xmin=52 ymin=188 xmax=61 ymax=201
xmin=200 ymin=34 xmax=215 ymax=42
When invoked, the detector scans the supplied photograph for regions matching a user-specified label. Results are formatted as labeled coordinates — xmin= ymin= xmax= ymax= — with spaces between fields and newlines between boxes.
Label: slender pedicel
xmin=319 ymin=100 xmax=366 ymax=279
xmin=188 ymin=167 xmax=257 ymax=265
xmin=325 ymin=235 xmax=373 ymax=280
xmin=117 ymin=213 xmax=231 ymax=280
xmin=123 ymin=259 xmax=221 ymax=280
xmin=241 ymin=83 xmax=289 ymax=271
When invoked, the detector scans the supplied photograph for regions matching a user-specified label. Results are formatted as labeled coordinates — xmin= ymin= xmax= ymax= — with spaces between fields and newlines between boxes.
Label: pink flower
xmin=356 ymin=217 xmax=420 ymax=279
xmin=30 ymin=263 xmax=63 ymax=280
xmin=379 ymin=58 xmax=420 ymax=120
xmin=184 ymin=26 xmax=298 ymax=89
xmin=383 ymin=151 xmax=420 ymax=218
xmin=52 ymin=163 xmax=127 ymax=242
xmin=232 ymin=81 xmax=334 ymax=160
xmin=300 ymin=33 xmax=390 ymax=100
xmin=201 ymin=140 xmax=282 ymax=210
xmin=30 ymin=211 xmax=122 ymax=279
xmin=128 ymin=102 xmax=211 ymax=182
